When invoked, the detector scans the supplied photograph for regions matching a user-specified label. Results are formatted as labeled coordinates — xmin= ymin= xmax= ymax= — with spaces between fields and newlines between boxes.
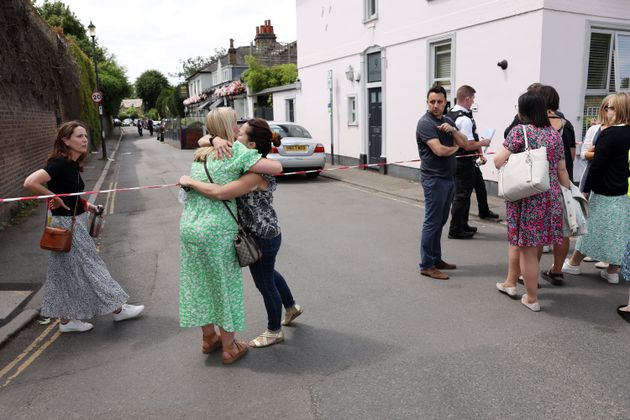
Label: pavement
xmin=0 ymin=134 xmax=504 ymax=346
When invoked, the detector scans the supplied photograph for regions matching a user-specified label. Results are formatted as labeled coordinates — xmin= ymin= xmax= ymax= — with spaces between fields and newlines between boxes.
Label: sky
xmin=36 ymin=0 xmax=297 ymax=86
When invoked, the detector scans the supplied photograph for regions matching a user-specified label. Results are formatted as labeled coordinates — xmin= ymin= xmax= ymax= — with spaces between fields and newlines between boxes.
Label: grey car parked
xmin=267 ymin=122 xmax=326 ymax=178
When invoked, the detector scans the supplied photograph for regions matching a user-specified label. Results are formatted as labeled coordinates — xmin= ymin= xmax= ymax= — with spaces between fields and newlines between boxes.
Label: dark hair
xmin=245 ymin=118 xmax=282 ymax=157
xmin=517 ymin=92 xmax=550 ymax=128
xmin=526 ymin=82 xmax=543 ymax=92
xmin=427 ymin=85 xmax=447 ymax=99
xmin=538 ymin=85 xmax=560 ymax=111
xmin=48 ymin=120 xmax=88 ymax=170
xmin=456 ymin=85 xmax=476 ymax=101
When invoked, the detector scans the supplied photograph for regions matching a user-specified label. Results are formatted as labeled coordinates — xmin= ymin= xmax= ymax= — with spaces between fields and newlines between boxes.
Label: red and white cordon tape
xmin=0 ymin=153 xmax=496 ymax=203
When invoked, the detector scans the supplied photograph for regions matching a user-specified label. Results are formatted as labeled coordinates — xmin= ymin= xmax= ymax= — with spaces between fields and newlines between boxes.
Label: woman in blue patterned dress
xmin=194 ymin=118 xmax=303 ymax=348
xmin=494 ymin=92 xmax=571 ymax=311
xmin=178 ymin=109 xmax=281 ymax=365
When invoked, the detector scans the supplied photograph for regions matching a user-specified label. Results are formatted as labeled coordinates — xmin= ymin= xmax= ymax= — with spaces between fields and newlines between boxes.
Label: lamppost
xmin=87 ymin=21 xmax=107 ymax=159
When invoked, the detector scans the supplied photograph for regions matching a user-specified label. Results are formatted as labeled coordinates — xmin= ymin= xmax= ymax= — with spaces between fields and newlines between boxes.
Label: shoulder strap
xmin=522 ymin=125 xmax=530 ymax=150
xmin=202 ymin=159 xmax=241 ymax=226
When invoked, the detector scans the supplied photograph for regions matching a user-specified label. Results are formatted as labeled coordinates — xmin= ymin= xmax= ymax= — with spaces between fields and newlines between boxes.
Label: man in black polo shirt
xmin=416 ymin=85 xmax=470 ymax=280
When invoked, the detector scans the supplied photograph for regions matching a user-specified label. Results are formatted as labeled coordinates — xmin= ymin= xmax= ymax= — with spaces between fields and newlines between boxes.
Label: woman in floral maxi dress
xmin=178 ymin=108 xmax=281 ymax=364
xmin=494 ymin=91 xmax=571 ymax=311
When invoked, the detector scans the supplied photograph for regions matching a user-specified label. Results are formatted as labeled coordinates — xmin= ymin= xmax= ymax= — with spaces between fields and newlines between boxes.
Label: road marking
xmin=108 ymin=182 xmax=118 ymax=215
xmin=0 ymin=320 xmax=60 ymax=388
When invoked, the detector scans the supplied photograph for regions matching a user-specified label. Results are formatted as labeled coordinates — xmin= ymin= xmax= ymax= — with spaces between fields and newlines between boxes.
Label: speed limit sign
xmin=91 ymin=91 xmax=103 ymax=103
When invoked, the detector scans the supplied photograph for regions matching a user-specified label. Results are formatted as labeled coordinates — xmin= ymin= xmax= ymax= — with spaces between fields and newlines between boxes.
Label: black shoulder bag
xmin=202 ymin=160 xmax=262 ymax=267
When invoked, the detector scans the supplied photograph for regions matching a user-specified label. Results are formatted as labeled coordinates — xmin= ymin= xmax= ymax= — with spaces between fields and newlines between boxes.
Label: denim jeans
xmin=248 ymin=233 xmax=295 ymax=331
xmin=420 ymin=177 xmax=454 ymax=269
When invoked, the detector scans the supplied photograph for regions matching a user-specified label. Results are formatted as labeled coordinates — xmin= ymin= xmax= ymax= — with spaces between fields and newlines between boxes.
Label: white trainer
xmin=113 ymin=304 xmax=145 ymax=322
xmin=600 ymin=270 xmax=619 ymax=284
xmin=561 ymin=259 xmax=581 ymax=275
xmin=595 ymin=261 xmax=610 ymax=269
xmin=59 ymin=320 xmax=93 ymax=333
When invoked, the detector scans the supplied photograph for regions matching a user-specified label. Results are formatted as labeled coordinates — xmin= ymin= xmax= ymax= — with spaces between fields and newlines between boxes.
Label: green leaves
xmin=242 ymin=56 xmax=298 ymax=93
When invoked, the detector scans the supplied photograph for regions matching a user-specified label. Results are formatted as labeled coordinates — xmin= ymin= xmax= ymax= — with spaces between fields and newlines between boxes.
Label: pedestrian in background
xmin=178 ymin=108 xmax=282 ymax=365
xmin=562 ymin=92 xmax=630 ymax=284
xmin=494 ymin=92 xmax=571 ymax=311
xmin=188 ymin=118 xmax=303 ymax=348
xmin=24 ymin=121 xmax=144 ymax=333
xmin=446 ymin=85 xmax=491 ymax=239
xmin=415 ymin=85 xmax=470 ymax=280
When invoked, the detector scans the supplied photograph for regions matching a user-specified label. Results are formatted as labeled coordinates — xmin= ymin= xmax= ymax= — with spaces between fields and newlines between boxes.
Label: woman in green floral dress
xmin=178 ymin=108 xmax=281 ymax=364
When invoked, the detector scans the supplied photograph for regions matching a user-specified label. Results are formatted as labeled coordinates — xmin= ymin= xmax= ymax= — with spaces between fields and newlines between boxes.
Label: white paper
xmin=483 ymin=128 xmax=496 ymax=141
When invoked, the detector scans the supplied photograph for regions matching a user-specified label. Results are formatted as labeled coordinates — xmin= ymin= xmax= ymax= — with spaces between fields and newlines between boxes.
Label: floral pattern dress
xmin=503 ymin=125 xmax=565 ymax=247
xmin=179 ymin=142 xmax=261 ymax=331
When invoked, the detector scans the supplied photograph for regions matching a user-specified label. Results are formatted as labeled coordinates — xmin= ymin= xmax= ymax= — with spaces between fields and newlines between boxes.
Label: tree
xmin=156 ymin=87 xmax=174 ymax=118
xmin=99 ymin=57 xmax=132 ymax=117
xmin=135 ymin=70 xmax=170 ymax=110
xmin=242 ymin=56 xmax=298 ymax=93
xmin=170 ymin=48 xmax=226 ymax=80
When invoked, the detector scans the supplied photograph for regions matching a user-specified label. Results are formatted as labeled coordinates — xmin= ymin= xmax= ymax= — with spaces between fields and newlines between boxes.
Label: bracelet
xmin=208 ymin=135 xmax=215 ymax=146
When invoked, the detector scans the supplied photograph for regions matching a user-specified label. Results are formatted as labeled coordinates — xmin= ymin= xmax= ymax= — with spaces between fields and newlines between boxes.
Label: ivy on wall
xmin=67 ymin=40 xmax=100 ymax=150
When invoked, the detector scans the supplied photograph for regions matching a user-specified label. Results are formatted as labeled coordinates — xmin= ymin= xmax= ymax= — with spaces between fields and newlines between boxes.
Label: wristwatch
xmin=208 ymin=135 xmax=215 ymax=146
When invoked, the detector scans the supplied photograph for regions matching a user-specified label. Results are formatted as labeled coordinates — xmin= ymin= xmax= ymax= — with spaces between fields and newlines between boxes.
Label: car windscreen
xmin=271 ymin=124 xmax=312 ymax=139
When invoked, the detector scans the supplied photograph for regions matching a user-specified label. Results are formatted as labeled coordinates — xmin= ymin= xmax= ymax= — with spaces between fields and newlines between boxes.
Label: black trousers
xmin=449 ymin=159 xmax=476 ymax=234
xmin=473 ymin=165 xmax=491 ymax=215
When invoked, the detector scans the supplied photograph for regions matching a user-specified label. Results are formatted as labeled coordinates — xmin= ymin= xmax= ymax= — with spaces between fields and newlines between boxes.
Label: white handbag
xmin=498 ymin=125 xmax=550 ymax=202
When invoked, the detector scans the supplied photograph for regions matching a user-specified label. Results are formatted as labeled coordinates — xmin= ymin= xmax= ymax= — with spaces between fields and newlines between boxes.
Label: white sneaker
xmin=59 ymin=320 xmax=93 ymax=333
xmin=600 ymin=270 xmax=619 ymax=284
xmin=595 ymin=261 xmax=610 ymax=269
xmin=542 ymin=245 xmax=552 ymax=253
xmin=113 ymin=304 xmax=145 ymax=322
xmin=561 ymin=259 xmax=581 ymax=275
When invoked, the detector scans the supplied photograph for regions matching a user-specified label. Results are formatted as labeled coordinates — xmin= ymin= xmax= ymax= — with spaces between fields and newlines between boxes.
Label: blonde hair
xmin=193 ymin=107 xmax=238 ymax=161
xmin=596 ymin=94 xmax=616 ymax=126
xmin=607 ymin=92 xmax=630 ymax=125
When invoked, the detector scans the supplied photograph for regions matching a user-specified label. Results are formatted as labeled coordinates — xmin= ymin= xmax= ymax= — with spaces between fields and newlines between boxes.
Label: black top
xmin=584 ymin=125 xmax=630 ymax=196
xmin=504 ymin=112 xmax=576 ymax=181
xmin=416 ymin=111 xmax=457 ymax=180
xmin=44 ymin=157 xmax=85 ymax=216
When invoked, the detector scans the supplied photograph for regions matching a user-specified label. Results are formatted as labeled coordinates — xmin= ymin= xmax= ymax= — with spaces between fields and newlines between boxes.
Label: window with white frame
xmin=429 ymin=38 xmax=453 ymax=106
xmin=285 ymin=98 xmax=295 ymax=122
xmin=583 ymin=29 xmax=630 ymax=134
xmin=364 ymin=0 xmax=377 ymax=21
xmin=222 ymin=69 xmax=230 ymax=83
xmin=347 ymin=95 xmax=357 ymax=125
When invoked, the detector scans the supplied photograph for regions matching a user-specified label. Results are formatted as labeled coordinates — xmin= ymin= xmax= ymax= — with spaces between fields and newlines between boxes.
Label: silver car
xmin=267 ymin=122 xmax=326 ymax=178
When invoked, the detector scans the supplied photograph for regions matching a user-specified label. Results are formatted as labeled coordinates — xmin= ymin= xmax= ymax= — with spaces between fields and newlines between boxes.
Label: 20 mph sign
xmin=91 ymin=91 xmax=103 ymax=103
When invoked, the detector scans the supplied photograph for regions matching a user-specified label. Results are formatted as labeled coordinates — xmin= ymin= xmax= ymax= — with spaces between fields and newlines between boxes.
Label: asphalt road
xmin=1 ymin=129 xmax=629 ymax=419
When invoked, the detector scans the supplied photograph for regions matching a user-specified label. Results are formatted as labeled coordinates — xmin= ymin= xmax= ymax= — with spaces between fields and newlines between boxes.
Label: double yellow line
xmin=0 ymin=320 xmax=61 ymax=388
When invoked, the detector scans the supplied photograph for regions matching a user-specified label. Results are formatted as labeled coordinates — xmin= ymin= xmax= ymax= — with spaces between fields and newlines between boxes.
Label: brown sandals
xmin=202 ymin=334 xmax=222 ymax=354
xmin=222 ymin=340 xmax=248 ymax=365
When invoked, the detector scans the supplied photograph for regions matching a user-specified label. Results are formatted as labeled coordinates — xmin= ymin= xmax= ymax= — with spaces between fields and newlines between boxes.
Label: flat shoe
xmin=420 ymin=268 xmax=449 ymax=280
xmin=435 ymin=260 xmax=457 ymax=270
xmin=521 ymin=294 xmax=540 ymax=312
xmin=595 ymin=261 xmax=610 ymax=269
xmin=249 ymin=329 xmax=284 ymax=348
xmin=222 ymin=341 xmax=248 ymax=365
xmin=282 ymin=304 xmax=304 ymax=326
xmin=617 ymin=305 xmax=630 ymax=323
xmin=496 ymin=282 xmax=517 ymax=297
xmin=517 ymin=275 xmax=541 ymax=288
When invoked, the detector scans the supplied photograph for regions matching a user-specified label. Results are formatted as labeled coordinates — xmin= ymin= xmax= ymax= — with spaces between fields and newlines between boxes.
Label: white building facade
xmin=295 ymin=0 xmax=630 ymax=186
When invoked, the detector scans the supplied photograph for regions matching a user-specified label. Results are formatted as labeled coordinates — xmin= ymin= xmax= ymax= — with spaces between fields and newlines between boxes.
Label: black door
xmin=368 ymin=88 xmax=382 ymax=164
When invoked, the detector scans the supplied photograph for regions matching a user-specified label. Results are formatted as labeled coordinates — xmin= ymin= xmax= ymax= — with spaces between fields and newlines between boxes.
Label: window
xmin=222 ymin=69 xmax=230 ymax=83
xmin=285 ymin=98 xmax=295 ymax=122
xmin=367 ymin=52 xmax=381 ymax=83
xmin=583 ymin=29 xmax=630 ymax=134
xmin=347 ymin=96 xmax=357 ymax=125
xmin=364 ymin=0 xmax=377 ymax=21
xmin=429 ymin=38 xmax=453 ymax=106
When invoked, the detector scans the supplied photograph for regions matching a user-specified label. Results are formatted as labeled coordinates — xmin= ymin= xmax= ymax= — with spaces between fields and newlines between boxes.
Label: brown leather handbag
xmin=39 ymin=175 xmax=80 ymax=253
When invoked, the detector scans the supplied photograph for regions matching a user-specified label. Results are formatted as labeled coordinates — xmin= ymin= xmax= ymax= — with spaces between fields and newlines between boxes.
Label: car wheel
xmin=306 ymin=171 xmax=320 ymax=178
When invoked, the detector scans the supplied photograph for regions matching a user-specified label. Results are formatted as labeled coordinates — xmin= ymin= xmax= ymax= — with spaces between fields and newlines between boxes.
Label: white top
xmin=581 ymin=124 xmax=601 ymax=160
xmin=450 ymin=104 xmax=475 ymax=141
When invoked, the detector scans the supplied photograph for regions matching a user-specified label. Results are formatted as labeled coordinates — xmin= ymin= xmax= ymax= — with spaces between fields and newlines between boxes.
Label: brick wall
xmin=0 ymin=0 xmax=82 ymax=224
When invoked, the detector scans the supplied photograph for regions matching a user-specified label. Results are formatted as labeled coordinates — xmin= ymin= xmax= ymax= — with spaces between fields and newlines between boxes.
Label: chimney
xmin=228 ymin=38 xmax=237 ymax=65
xmin=254 ymin=19 xmax=276 ymax=49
